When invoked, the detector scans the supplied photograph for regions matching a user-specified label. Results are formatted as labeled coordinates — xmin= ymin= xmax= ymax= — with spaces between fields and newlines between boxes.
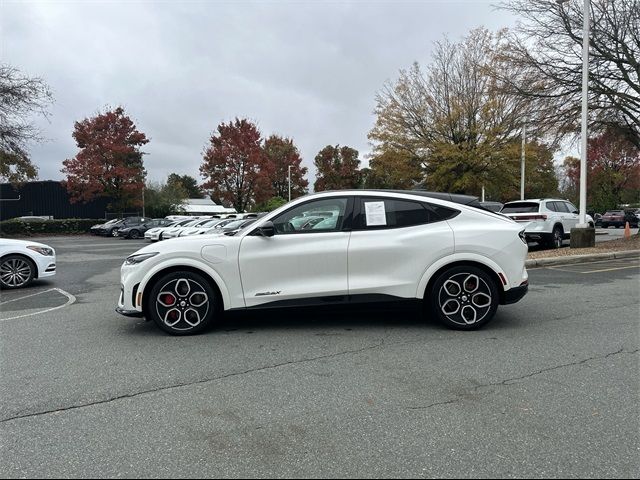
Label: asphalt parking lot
xmin=1 ymin=235 xmax=639 ymax=478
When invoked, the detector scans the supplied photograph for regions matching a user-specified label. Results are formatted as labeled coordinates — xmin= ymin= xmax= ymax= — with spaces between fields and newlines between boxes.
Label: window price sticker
xmin=364 ymin=201 xmax=387 ymax=226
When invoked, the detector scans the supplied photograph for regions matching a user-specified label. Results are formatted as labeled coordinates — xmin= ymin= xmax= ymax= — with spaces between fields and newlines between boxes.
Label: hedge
xmin=0 ymin=218 xmax=102 ymax=236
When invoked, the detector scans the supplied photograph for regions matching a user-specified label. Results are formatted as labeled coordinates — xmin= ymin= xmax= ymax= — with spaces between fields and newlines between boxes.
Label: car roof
xmin=316 ymin=189 xmax=481 ymax=207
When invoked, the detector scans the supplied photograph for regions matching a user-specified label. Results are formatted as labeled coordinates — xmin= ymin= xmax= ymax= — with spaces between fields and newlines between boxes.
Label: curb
xmin=525 ymin=249 xmax=640 ymax=268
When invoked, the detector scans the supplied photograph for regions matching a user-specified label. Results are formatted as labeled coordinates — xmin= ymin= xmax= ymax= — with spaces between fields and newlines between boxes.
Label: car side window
xmin=555 ymin=202 xmax=570 ymax=213
xmin=564 ymin=202 xmax=578 ymax=213
xmin=271 ymin=198 xmax=348 ymax=234
xmin=546 ymin=202 xmax=557 ymax=212
xmin=355 ymin=197 xmax=433 ymax=230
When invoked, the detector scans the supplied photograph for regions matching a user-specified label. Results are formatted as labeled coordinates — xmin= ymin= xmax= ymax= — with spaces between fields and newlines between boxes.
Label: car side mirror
xmin=573 ymin=210 xmax=579 ymax=214
xmin=254 ymin=221 xmax=275 ymax=237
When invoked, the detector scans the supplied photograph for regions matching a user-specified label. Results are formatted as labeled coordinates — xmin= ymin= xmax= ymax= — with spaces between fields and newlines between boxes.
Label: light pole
xmin=520 ymin=118 xmax=526 ymax=201
xmin=577 ymin=0 xmax=590 ymax=229
xmin=288 ymin=165 xmax=292 ymax=202
xmin=557 ymin=0 xmax=594 ymax=246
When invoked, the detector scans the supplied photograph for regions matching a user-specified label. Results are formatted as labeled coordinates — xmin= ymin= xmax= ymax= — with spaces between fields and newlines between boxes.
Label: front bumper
xmin=115 ymin=307 xmax=144 ymax=318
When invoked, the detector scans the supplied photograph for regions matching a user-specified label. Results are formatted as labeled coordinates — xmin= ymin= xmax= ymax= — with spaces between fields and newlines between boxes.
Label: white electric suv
xmin=0 ymin=238 xmax=56 ymax=289
xmin=117 ymin=190 xmax=529 ymax=335
xmin=501 ymin=199 xmax=594 ymax=248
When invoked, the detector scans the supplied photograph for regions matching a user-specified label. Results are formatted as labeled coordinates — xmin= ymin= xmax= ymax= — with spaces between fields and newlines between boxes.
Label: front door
xmin=238 ymin=197 xmax=352 ymax=308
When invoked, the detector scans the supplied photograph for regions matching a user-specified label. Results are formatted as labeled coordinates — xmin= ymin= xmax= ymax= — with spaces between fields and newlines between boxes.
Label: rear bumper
xmin=502 ymin=283 xmax=528 ymax=305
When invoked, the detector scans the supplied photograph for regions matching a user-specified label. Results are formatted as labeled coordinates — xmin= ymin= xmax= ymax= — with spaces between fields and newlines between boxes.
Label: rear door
xmin=347 ymin=196 xmax=454 ymax=299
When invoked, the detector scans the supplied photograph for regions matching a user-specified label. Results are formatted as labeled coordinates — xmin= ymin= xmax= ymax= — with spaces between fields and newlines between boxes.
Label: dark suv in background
xmin=93 ymin=217 xmax=151 ymax=237
xmin=117 ymin=218 xmax=173 ymax=239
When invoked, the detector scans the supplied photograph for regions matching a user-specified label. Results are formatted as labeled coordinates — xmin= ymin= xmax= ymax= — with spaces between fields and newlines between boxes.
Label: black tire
xmin=427 ymin=265 xmax=500 ymax=330
xmin=129 ymin=229 xmax=140 ymax=239
xmin=145 ymin=271 xmax=219 ymax=335
xmin=0 ymin=255 xmax=36 ymax=289
xmin=547 ymin=226 xmax=563 ymax=249
xmin=601 ymin=223 xmax=609 ymax=228
xmin=110 ymin=228 xmax=119 ymax=237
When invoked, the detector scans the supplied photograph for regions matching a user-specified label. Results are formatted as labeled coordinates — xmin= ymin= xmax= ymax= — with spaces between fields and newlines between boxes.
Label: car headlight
xmin=124 ymin=252 xmax=159 ymax=265
xmin=27 ymin=246 xmax=54 ymax=256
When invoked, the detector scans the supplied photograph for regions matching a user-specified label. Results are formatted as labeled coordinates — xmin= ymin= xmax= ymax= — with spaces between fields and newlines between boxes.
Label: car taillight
xmin=510 ymin=214 xmax=547 ymax=221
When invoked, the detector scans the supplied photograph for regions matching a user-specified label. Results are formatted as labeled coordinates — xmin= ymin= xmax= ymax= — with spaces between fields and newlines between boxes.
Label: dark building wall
xmin=0 ymin=181 xmax=113 ymax=221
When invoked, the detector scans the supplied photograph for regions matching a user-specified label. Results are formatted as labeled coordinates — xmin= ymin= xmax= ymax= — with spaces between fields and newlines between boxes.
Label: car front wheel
xmin=428 ymin=266 xmax=499 ymax=330
xmin=129 ymin=230 xmax=140 ymax=239
xmin=146 ymin=271 xmax=219 ymax=335
xmin=0 ymin=255 xmax=36 ymax=289
xmin=110 ymin=228 xmax=119 ymax=237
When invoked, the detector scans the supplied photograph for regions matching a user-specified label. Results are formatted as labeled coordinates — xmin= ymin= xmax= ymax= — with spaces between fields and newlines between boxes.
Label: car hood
xmin=1 ymin=238 xmax=53 ymax=249
xmin=129 ymin=234 xmax=238 ymax=257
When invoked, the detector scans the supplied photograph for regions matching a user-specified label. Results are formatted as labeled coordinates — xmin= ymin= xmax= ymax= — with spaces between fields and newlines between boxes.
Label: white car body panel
xmin=118 ymin=191 xmax=528 ymax=319
xmin=0 ymin=238 xmax=57 ymax=282
xmin=239 ymin=231 xmax=350 ymax=307
xmin=348 ymin=221 xmax=454 ymax=298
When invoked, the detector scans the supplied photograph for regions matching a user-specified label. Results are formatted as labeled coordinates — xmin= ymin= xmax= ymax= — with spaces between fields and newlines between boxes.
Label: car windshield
xmin=501 ymin=202 xmax=540 ymax=213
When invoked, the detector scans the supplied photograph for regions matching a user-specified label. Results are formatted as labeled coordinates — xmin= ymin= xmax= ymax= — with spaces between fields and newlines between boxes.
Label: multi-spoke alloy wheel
xmin=429 ymin=266 xmax=499 ymax=330
xmin=0 ymin=256 xmax=35 ymax=289
xmin=147 ymin=271 xmax=218 ymax=335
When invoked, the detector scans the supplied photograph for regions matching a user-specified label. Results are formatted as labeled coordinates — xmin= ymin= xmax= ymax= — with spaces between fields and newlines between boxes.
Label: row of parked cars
xmin=89 ymin=214 xmax=265 ymax=241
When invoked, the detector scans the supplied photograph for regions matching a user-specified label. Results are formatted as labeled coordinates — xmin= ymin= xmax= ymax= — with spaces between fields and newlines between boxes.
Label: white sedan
xmin=117 ymin=190 xmax=529 ymax=335
xmin=0 ymin=238 xmax=56 ymax=289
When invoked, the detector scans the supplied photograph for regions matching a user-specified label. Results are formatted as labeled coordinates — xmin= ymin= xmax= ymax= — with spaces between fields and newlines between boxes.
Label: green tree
xmin=253 ymin=196 xmax=287 ymax=212
xmin=314 ymin=145 xmax=361 ymax=191
xmin=364 ymin=149 xmax=423 ymax=189
xmin=144 ymin=181 xmax=187 ymax=218
xmin=369 ymin=28 xmax=549 ymax=198
xmin=167 ymin=173 xmax=203 ymax=198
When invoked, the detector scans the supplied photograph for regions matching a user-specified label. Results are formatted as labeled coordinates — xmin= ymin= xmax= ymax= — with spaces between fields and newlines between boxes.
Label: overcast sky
xmin=3 ymin=0 xmax=518 ymax=186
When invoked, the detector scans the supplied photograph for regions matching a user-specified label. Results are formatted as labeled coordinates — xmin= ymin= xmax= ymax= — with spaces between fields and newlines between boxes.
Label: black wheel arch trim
xmin=141 ymin=265 xmax=224 ymax=315
xmin=423 ymin=260 xmax=506 ymax=304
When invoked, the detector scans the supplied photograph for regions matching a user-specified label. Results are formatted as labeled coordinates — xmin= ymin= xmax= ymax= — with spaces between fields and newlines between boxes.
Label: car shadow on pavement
xmin=119 ymin=303 xmax=522 ymax=337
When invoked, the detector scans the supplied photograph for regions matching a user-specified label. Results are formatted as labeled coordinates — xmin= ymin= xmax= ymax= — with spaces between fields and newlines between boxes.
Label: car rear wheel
xmin=110 ymin=228 xmax=119 ymax=237
xmin=146 ymin=271 xmax=219 ymax=335
xmin=0 ymin=255 xmax=36 ymax=289
xmin=129 ymin=229 xmax=140 ymax=239
xmin=428 ymin=265 xmax=499 ymax=330
xmin=547 ymin=226 xmax=563 ymax=249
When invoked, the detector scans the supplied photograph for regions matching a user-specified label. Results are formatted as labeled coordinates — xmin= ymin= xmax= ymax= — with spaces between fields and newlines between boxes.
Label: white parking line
xmin=0 ymin=288 xmax=76 ymax=322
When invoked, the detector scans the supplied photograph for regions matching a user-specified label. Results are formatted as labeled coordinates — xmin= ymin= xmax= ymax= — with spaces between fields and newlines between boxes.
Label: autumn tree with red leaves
xmin=313 ymin=145 xmax=361 ymax=192
xmin=562 ymin=128 xmax=640 ymax=213
xmin=61 ymin=107 xmax=148 ymax=211
xmin=263 ymin=135 xmax=308 ymax=200
xmin=200 ymin=118 xmax=272 ymax=212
